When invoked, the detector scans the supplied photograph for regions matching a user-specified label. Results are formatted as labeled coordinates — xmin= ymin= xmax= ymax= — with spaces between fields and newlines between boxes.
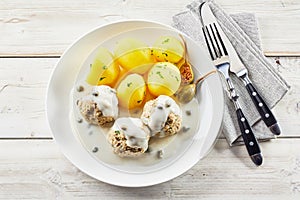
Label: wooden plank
xmin=0 ymin=139 xmax=299 ymax=199
xmin=215 ymin=0 xmax=300 ymax=56
xmin=0 ymin=57 xmax=299 ymax=138
xmin=0 ymin=0 xmax=299 ymax=56
xmin=269 ymin=57 xmax=300 ymax=137
xmin=0 ymin=58 xmax=54 ymax=138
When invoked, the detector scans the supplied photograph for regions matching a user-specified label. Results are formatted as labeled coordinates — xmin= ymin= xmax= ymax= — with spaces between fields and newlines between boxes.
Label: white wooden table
xmin=1 ymin=0 xmax=300 ymax=199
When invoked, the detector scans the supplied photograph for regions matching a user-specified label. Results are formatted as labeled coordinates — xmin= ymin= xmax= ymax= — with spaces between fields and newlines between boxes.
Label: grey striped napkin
xmin=172 ymin=0 xmax=290 ymax=146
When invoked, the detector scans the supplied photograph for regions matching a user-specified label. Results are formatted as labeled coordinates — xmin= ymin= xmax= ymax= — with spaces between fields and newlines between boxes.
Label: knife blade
xmin=199 ymin=2 xmax=281 ymax=135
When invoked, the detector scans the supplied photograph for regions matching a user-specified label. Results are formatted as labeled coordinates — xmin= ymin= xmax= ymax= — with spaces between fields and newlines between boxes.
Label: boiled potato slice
xmin=152 ymin=36 xmax=184 ymax=64
xmin=114 ymin=38 xmax=155 ymax=74
xmin=147 ymin=62 xmax=181 ymax=96
xmin=117 ymin=73 xmax=146 ymax=109
xmin=86 ymin=47 xmax=120 ymax=87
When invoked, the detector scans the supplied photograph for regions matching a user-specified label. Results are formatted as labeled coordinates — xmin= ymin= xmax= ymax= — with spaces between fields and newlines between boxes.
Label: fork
xmin=202 ymin=23 xmax=263 ymax=166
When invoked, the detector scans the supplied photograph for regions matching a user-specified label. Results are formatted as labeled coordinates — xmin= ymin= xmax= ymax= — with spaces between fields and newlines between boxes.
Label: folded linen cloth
xmin=172 ymin=0 xmax=290 ymax=146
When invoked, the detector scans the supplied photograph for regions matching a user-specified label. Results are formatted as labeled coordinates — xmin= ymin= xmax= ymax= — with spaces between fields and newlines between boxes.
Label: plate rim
xmin=46 ymin=19 xmax=224 ymax=187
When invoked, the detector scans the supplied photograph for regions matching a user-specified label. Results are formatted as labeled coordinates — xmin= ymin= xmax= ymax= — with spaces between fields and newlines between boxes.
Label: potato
xmin=117 ymin=73 xmax=146 ymax=109
xmin=86 ymin=47 xmax=120 ymax=87
xmin=147 ymin=62 xmax=181 ymax=97
xmin=114 ymin=38 xmax=155 ymax=74
xmin=152 ymin=36 xmax=184 ymax=64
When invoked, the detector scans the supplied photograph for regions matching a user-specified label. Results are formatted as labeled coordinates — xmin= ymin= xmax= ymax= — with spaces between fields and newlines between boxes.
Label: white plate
xmin=46 ymin=20 xmax=224 ymax=187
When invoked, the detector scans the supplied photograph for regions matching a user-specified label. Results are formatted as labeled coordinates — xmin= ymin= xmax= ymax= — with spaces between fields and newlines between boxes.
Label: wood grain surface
xmin=0 ymin=139 xmax=299 ymax=199
xmin=1 ymin=57 xmax=298 ymax=138
xmin=0 ymin=0 xmax=300 ymax=199
xmin=0 ymin=0 xmax=299 ymax=56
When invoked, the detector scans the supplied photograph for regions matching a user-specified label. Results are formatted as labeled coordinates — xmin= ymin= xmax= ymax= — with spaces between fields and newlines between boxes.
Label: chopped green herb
xmin=102 ymin=65 xmax=108 ymax=70
xmin=156 ymin=65 xmax=162 ymax=68
xmin=156 ymin=71 xmax=164 ymax=79
xmin=99 ymin=77 xmax=106 ymax=81
xmin=162 ymin=52 xmax=168 ymax=57
xmin=175 ymin=76 xmax=179 ymax=82
xmin=90 ymin=64 xmax=92 ymax=68
xmin=115 ymin=130 xmax=120 ymax=134
xmin=127 ymin=82 xmax=133 ymax=87
xmin=137 ymin=100 xmax=142 ymax=103
xmin=162 ymin=38 xmax=170 ymax=44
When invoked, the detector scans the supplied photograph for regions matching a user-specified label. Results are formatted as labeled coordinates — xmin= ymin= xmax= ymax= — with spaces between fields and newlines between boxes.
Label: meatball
xmin=141 ymin=95 xmax=182 ymax=137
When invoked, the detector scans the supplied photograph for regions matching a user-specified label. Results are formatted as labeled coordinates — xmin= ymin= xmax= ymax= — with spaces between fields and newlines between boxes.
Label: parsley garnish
xmin=162 ymin=38 xmax=170 ymax=44
xmin=99 ymin=77 xmax=106 ymax=81
xmin=127 ymin=82 xmax=133 ymax=87
xmin=102 ymin=65 xmax=108 ymax=70
xmin=156 ymin=71 xmax=164 ymax=79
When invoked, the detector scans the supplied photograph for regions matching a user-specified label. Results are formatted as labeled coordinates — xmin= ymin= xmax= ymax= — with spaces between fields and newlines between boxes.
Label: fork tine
xmin=202 ymin=27 xmax=214 ymax=60
xmin=213 ymin=23 xmax=228 ymax=56
xmin=203 ymin=23 xmax=229 ymax=60
xmin=210 ymin=24 xmax=222 ymax=57
xmin=205 ymin=26 xmax=218 ymax=60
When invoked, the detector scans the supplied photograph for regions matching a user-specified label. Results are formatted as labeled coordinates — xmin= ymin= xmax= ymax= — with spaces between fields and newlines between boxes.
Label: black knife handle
xmin=236 ymin=108 xmax=263 ymax=166
xmin=245 ymin=83 xmax=281 ymax=135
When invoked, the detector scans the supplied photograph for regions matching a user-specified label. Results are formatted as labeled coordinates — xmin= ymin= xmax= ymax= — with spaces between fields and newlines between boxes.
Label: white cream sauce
xmin=81 ymin=85 xmax=118 ymax=118
xmin=71 ymin=80 xmax=200 ymax=172
xmin=142 ymin=95 xmax=181 ymax=135
xmin=112 ymin=117 xmax=150 ymax=150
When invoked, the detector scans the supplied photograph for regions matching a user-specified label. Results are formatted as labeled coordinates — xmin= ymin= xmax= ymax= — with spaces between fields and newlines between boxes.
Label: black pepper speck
xmin=92 ymin=147 xmax=98 ymax=153
xmin=185 ymin=110 xmax=192 ymax=116
xmin=92 ymin=92 xmax=99 ymax=97
xmin=76 ymin=85 xmax=84 ymax=92
xmin=182 ymin=126 xmax=190 ymax=133
xmin=157 ymin=106 xmax=163 ymax=110
xmin=157 ymin=150 xmax=164 ymax=159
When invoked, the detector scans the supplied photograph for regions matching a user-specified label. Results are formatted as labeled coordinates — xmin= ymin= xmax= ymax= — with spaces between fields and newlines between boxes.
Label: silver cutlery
xmin=199 ymin=2 xmax=263 ymax=166
xmin=199 ymin=2 xmax=281 ymax=135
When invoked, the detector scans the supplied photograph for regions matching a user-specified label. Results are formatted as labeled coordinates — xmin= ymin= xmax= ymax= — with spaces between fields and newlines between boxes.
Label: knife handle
xmin=245 ymin=83 xmax=281 ymax=135
xmin=236 ymin=108 xmax=263 ymax=166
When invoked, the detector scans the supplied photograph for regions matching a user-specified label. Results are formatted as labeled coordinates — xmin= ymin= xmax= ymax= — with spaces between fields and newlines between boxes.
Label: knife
xmin=199 ymin=3 xmax=281 ymax=136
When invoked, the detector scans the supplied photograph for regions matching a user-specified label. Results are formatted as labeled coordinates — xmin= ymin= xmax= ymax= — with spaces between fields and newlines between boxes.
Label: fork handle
xmin=224 ymin=75 xmax=263 ymax=166
xmin=236 ymin=108 xmax=263 ymax=166
xmin=245 ymin=82 xmax=281 ymax=135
